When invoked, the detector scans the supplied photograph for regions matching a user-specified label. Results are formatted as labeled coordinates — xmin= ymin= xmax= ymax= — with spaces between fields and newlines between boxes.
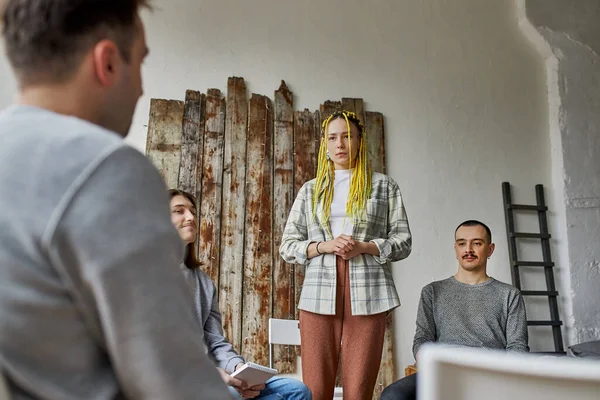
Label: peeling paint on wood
xmin=146 ymin=99 xmax=184 ymax=188
xmin=366 ymin=111 xmax=386 ymax=174
xmin=273 ymin=81 xmax=296 ymax=373
xmin=292 ymin=109 xmax=320 ymax=322
xmin=367 ymin=111 xmax=391 ymax=400
xmin=373 ymin=314 xmax=396 ymax=399
xmin=219 ymin=77 xmax=248 ymax=353
xmin=320 ymin=100 xmax=342 ymax=126
xmin=242 ymin=94 xmax=273 ymax=366
xmin=341 ymin=97 xmax=366 ymax=128
xmin=198 ymin=89 xmax=225 ymax=285
xmin=178 ymin=90 xmax=203 ymax=195
xmin=178 ymin=91 xmax=205 ymax=259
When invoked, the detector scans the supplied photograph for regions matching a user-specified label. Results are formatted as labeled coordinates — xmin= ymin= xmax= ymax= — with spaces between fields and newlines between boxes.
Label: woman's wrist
xmin=363 ymin=241 xmax=380 ymax=256
xmin=316 ymin=241 xmax=323 ymax=255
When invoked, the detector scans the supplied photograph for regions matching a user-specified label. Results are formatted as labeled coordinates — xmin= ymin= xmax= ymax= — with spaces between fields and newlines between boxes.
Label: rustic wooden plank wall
xmin=272 ymin=82 xmax=296 ymax=372
xmin=146 ymin=99 xmax=184 ymax=189
xmin=292 ymin=109 xmax=320 ymax=321
xmin=146 ymin=78 xmax=393 ymax=399
xmin=178 ymin=91 xmax=205 ymax=252
xmin=198 ymin=89 xmax=225 ymax=284
xmin=220 ymin=77 xmax=248 ymax=352
xmin=243 ymin=94 xmax=274 ymax=364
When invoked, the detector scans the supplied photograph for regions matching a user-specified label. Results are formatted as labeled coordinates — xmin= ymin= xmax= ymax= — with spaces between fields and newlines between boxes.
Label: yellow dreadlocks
xmin=313 ymin=110 xmax=372 ymax=234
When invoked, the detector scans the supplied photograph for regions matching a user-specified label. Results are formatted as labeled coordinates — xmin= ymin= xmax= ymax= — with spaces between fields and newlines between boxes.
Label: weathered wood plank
xmin=198 ymin=89 xmax=225 ymax=285
xmin=373 ymin=315 xmax=396 ymax=400
xmin=178 ymin=90 xmax=204 ymax=195
xmin=177 ymin=91 xmax=205 ymax=262
xmin=365 ymin=110 xmax=391 ymax=400
xmin=146 ymin=99 xmax=184 ymax=189
xmin=365 ymin=111 xmax=386 ymax=174
xmin=242 ymin=94 xmax=273 ymax=366
xmin=272 ymin=81 xmax=296 ymax=373
xmin=292 ymin=109 xmax=320 ymax=320
xmin=341 ymin=97 xmax=366 ymax=128
xmin=220 ymin=77 xmax=248 ymax=353
xmin=320 ymin=100 xmax=342 ymax=126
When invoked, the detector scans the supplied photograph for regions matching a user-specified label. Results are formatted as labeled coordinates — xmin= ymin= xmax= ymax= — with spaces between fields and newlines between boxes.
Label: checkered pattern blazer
xmin=279 ymin=172 xmax=412 ymax=315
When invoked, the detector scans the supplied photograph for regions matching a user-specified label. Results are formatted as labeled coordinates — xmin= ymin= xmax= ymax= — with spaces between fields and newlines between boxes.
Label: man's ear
xmin=91 ymin=40 xmax=121 ymax=87
xmin=488 ymin=243 xmax=496 ymax=257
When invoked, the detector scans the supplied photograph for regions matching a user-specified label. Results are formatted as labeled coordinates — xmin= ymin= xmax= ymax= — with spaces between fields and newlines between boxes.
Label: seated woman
xmin=168 ymin=189 xmax=312 ymax=400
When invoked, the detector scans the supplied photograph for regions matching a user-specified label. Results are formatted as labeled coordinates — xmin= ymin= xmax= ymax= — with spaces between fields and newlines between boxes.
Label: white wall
xmin=0 ymin=0 xmax=563 ymax=375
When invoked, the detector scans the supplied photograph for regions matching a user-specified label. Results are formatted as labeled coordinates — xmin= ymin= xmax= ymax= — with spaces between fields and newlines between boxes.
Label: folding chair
xmin=419 ymin=344 xmax=600 ymax=400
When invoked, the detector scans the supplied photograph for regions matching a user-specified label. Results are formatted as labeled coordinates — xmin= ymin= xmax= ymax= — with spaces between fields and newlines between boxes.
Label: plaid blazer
xmin=279 ymin=172 xmax=412 ymax=315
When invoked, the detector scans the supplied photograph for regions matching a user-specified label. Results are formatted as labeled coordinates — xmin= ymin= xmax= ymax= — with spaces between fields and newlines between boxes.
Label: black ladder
xmin=502 ymin=182 xmax=565 ymax=354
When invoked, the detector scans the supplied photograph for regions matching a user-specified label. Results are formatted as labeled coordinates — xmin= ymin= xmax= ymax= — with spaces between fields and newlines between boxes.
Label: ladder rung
xmin=521 ymin=291 xmax=558 ymax=296
xmin=507 ymin=204 xmax=548 ymax=211
xmin=513 ymin=261 xmax=554 ymax=267
xmin=527 ymin=320 xmax=563 ymax=326
xmin=511 ymin=233 xmax=551 ymax=239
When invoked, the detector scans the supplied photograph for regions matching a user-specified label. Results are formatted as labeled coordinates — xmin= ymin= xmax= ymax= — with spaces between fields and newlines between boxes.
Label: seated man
xmin=169 ymin=189 xmax=312 ymax=399
xmin=381 ymin=220 xmax=529 ymax=400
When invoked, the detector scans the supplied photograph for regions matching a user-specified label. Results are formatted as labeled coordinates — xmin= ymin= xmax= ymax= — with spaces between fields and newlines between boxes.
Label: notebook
xmin=230 ymin=362 xmax=278 ymax=387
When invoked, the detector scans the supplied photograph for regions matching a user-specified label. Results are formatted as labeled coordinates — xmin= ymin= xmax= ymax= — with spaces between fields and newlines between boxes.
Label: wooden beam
xmin=320 ymin=100 xmax=342 ymax=126
xmin=219 ymin=77 xmax=248 ymax=353
xmin=365 ymin=111 xmax=386 ymax=174
xmin=272 ymin=81 xmax=296 ymax=373
xmin=198 ymin=89 xmax=225 ymax=285
xmin=292 ymin=109 xmax=320 ymax=319
xmin=146 ymin=99 xmax=184 ymax=189
xmin=341 ymin=97 xmax=366 ymax=128
xmin=178 ymin=91 xmax=205 ymax=258
xmin=365 ymin=110 xmax=392 ymax=400
xmin=373 ymin=315 xmax=396 ymax=399
xmin=242 ymin=94 xmax=274 ymax=366
xmin=178 ymin=90 xmax=204 ymax=195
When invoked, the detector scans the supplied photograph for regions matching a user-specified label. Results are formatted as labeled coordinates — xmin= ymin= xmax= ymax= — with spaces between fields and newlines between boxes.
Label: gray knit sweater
xmin=0 ymin=105 xmax=232 ymax=399
xmin=180 ymin=264 xmax=245 ymax=372
xmin=412 ymin=276 xmax=529 ymax=358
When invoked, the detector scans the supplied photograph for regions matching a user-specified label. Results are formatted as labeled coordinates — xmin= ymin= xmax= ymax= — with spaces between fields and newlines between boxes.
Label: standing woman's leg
xmin=339 ymin=259 xmax=387 ymax=400
xmin=299 ymin=257 xmax=345 ymax=400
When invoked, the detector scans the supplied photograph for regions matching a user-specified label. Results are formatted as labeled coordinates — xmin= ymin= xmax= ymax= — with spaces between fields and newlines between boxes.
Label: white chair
xmin=269 ymin=318 xmax=343 ymax=399
xmin=418 ymin=344 xmax=600 ymax=400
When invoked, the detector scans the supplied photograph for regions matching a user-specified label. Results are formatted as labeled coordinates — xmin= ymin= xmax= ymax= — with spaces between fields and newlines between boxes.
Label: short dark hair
xmin=455 ymin=220 xmax=492 ymax=243
xmin=2 ymin=0 xmax=150 ymax=86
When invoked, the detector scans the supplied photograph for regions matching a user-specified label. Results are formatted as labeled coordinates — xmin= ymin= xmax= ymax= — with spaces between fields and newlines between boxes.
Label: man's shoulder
xmin=0 ymin=105 xmax=123 ymax=145
xmin=420 ymin=277 xmax=454 ymax=294
xmin=489 ymin=278 xmax=522 ymax=296
xmin=426 ymin=277 xmax=454 ymax=288
xmin=0 ymin=105 xmax=128 ymax=173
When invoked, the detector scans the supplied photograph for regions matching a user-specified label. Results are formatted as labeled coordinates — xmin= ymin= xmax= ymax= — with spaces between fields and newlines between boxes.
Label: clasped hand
xmin=323 ymin=234 xmax=362 ymax=260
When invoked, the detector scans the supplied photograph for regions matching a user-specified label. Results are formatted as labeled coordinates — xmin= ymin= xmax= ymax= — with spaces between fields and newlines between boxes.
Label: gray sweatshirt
xmin=0 ymin=105 xmax=232 ymax=399
xmin=179 ymin=264 xmax=245 ymax=372
xmin=412 ymin=276 xmax=529 ymax=358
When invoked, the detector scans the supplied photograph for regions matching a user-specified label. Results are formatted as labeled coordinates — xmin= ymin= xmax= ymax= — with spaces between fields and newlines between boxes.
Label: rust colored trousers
xmin=299 ymin=256 xmax=387 ymax=400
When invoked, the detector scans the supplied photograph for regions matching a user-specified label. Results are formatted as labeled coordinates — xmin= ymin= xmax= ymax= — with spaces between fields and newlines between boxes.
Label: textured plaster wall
xmin=525 ymin=0 xmax=600 ymax=344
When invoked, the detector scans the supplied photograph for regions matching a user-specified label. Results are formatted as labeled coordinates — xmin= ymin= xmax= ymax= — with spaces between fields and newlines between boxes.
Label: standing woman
xmin=280 ymin=111 xmax=412 ymax=400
